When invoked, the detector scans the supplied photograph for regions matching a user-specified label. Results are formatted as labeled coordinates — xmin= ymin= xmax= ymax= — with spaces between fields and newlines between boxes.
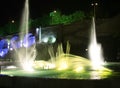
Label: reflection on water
xmin=1 ymin=65 xmax=112 ymax=79
xmin=90 ymin=70 xmax=112 ymax=79
xmin=91 ymin=71 xmax=101 ymax=79
xmin=1 ymin=42 xmax=113 ymax=79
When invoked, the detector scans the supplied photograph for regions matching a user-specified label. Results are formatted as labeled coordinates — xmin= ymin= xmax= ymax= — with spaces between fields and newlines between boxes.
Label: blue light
xmin=23 ymin=33 xmax=36 ymax=48
xmin=0 ymin=32 xmax=36 ymax=58
xmin=10 ymin=35 xmax=21 ymax=49
xmin=0 ymin=39 xmax=9 ymax=57
xmin=0 ymin=49 xmax=8 ymax=57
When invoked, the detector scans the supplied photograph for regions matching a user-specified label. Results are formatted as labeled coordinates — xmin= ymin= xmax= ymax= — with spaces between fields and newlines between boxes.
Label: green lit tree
xmin=50 ymin=10 xmax=62 ymax=25
xmin=49 ymin=10 xmax=85 ymax=25
xmin=0 ymin=10 xmax=86 ymax=36
xmin=61 ymin=15 xmax=72 ymax=24
xmin=71 ymin=11 xmax=85 ymax=22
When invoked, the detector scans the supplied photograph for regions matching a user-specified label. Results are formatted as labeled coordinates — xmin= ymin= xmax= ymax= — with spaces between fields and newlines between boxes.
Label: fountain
xmin=88 ymin=17 xmax=104 ymax=70
xmin=1 ymin=0 xmax=120 ymax=88
xmin=12 ymin=0 xmax=36 ymax=71
xmin=0 ymin=0 xmax=113 ymax=80
xmin=9 ymin=0 xmax=90 ymax=73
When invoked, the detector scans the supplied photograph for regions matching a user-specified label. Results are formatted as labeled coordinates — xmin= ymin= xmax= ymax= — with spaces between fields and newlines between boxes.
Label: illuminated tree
xmin=50 ymin=10 xmax=62 ymax=25
xmin=0 ymin=10 xmax=86 ymax=36
xmin=49 ymin=10 xmax=85 ymax=25
xmin=71 ymin=11 xmax=85 ymax=22
xmin=61 ymin=15 xmax=72 ymax=24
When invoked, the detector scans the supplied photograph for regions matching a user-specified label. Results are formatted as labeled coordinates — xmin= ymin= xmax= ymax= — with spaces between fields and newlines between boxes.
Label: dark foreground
xmin=0 ymin=75 xmax=120 ymax=88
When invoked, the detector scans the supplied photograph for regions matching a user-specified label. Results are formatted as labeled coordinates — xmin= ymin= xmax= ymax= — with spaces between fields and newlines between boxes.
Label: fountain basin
xmin=1 ymin=61 xmax=115 ymax=79
xmin=0 ymin=69 xmax=120 ymax=88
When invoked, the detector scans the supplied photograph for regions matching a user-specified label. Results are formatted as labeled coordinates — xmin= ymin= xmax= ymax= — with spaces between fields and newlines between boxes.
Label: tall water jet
xmin=20 ymin=0 xmax=29 ymax=37
xmin=14 ymin=0 xmax=36 ymax=71
xmin=88 ymin=17 xmax=104 ymax=70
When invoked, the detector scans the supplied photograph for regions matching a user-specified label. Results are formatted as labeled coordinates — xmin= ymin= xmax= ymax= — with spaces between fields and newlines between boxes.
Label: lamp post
xmin=91 ymin=2 xmax=98 ymax=17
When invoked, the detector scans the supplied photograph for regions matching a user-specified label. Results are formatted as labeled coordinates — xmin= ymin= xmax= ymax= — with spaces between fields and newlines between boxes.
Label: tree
xmin=49 ymin=10 xmax=85 ymax=25
xmin=71 ymin=11 xmax=85 ymax=22
xmin=50 ymin=10 xmax=62 ymax=25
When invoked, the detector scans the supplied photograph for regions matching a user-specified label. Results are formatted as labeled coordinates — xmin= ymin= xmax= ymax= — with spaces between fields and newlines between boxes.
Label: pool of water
xmin=1 ymin=62 xmax=120 ymax=80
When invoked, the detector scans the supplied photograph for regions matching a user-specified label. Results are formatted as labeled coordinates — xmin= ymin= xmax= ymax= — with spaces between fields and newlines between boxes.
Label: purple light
xmin=23 ymin=33 xmax=36 ymax=48
xmin=0 ymin=39 xmax=9 ymax=57
xmin=0 ymin=33 xmax=36 ymax=57
xmin=0 ymin=49 xmax=8 ymax=57
xmin=10 ymin=35 xmax=21 ymax=49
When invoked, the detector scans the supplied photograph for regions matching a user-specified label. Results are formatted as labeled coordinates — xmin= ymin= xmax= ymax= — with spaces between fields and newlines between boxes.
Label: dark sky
xmin=0 ymin=0 xmax=120 ymax=26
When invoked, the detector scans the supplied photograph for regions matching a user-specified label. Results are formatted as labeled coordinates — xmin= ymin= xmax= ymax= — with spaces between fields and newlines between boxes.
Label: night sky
xmin=0 ymin=0 xmax=120 ymax=26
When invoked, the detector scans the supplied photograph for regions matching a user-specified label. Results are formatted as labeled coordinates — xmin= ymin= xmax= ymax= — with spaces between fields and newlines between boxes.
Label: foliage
xmin=49 ymin=10 xmax=85 ymax=25
xmin=30 ymin=15 xmax=51 ymax=28
xmin=0 ymin=10 xmax=86 ymax=36
xmin=71 ymin=11 xmax=85 ymax=22
xmin=0 ymin=21 xmax=20 ymax=36
xmin=50 ymin=10 xmax=62 ymax=25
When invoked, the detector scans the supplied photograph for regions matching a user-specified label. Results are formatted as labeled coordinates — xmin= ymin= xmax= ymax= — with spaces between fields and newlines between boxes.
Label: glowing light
xmin=23 ymin=65 xmax=34 ymax=72
xmin=10 ymin=35 xmax=21 ymax=49
xmin=90 ymin=67 xmax=112 ymax=79
xmin=42 ymin=35 xmax=56 ymax=43
xmin=50 ymin=36 xmax=56 ymax=43
xmin=42 ymin=37 xmax=48 ymax=43
xmin=22 ymin=63 xmax=34 ymax=72
xmin=0 ymin=39 xmax=9 ymax=57
xmin=33 ymin=61 xmax=56 ymax=69
xmin=54 ymin=10 xmax=56 ymax=13
xmin=75 ymin=66 xmax=84 ymax=72
xmin=7 ymin=42 xmax=10 ymax=49
xmin=11 ymin=20 xmax=15 ymax=23
xmin=57 ymin=60 xmax=68 ymax=70
xmin=88 ymin=17 xmax=104 ymax=70
xmin=91 ymin=3 xmax=98 ymax=6
xmin=23 ymin=33 xmax=36 ymax=48
xmin=17 ymin=45 xmax=36 ymax=72
xmin=36 ymin=28 xmax=39 ymax=35
xmin=20 ymin=40 xmax=23 ymax=47
xmin=10 ymin=48 xmax=13 ymax=51
xmin=1 ymin=38 xmax=113 ymax=79
xmin=0 ymin=51 xmax=4 ymax=57
xmin=6 ymin=65 xmax=17 ymax=69
xmin=0 ymin=49 xmax=9 ymax=57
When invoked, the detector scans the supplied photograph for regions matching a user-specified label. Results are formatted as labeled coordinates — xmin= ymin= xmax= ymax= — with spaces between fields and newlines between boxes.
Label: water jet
xmin=88 ymin=17 xmax=104 ymax=70
xmin=0 ymin=0 xmax=114 ymax=80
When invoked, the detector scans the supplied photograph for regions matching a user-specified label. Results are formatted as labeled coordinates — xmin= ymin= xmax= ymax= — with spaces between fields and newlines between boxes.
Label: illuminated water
xmin=88 ymin=17 xmax=104 ymax=70
xmin=0 ymin=1 xmax=113 ymax=79
xmin=1 ymin=42 xmax=112 ymax=79
xmin=14 ymin=0 xmax=36 ymax=71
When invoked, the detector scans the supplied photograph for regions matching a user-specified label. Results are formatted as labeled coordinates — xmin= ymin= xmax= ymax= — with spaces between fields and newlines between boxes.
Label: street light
xmin=91 ymin=2 xmax=98 ymax=17
xmin=11 ymin=20 xmax=15 ymax=23
xmin=53 ymin=10 xmax=56 ymax=13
